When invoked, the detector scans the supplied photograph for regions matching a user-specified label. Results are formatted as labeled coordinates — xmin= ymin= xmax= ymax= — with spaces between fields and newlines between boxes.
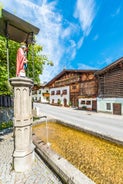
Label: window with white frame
xmin=51 ymin=91 xmax=55 ymax=95
xmin=106 ymin=103 xmax=111 ymax=110
xmin=81 ymin=100 xmax=85 ymax=104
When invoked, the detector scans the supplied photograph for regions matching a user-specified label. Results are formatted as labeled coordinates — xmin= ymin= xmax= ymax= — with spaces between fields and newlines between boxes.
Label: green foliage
xmin=57 ymin=99 xmax=61 ymax=105
xmin=0 ymin=35 xmax=53 ymax=94
xmin=27 ymin=44 xmax=53 ymax=83
xmin=0 ymin=36 xmax=12 ymax=95
xmin=33 ymin=116 xmax=40 ymax=121
xmin=0 ymin=121 xmax=13 ymax=130
xmin=69 ymin=101 xmax=72 ymax=106
xmin=82 ymin=106 xmax=87 ymax=110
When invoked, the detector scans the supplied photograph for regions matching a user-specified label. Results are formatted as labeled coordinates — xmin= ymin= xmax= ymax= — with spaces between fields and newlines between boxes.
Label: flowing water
xmin=33 ymin=122 xmax=123 ymax=184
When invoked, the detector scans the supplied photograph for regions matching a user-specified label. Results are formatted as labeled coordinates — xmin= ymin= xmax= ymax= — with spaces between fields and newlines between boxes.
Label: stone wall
xmin=0 ymin=107 xmax=14 ymax=123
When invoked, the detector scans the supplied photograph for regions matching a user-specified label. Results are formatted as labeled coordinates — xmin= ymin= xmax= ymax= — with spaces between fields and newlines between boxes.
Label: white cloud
xmin=1 ymin=0 xmax=67 ymax=82
xmin=78 ymin=63 xmax=98 ymax=70
xmin=97 ymin=57 xmax=113 ymax=69
xmin=65 ymin=40 xmax=77 ymax=60
xmin=1 ymin=0 xmax=97 ymax=83
xmin=74 ymin=0 xmax=96 ymax=36
xmin=77 ymin=37 xmax=84 ymax=49
xmin=93 ymin=34 xmax=99 ymax=41
xmin=61 ymin=27 xmax=72 ymax=39
xmin=73 ymin=0 xmax=97 ymax=48
xmin=111 ymin=7 xmax=121 ymax=17
xmin=104 ymin=57 xmax=113 ymax=65
xmin=73 ymin=0 xmax=99 ymax=50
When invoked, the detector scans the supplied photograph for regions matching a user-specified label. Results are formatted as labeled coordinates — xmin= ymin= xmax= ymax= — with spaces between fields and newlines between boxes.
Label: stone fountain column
xmin=10 ymin=77 xmax=34 ymax=172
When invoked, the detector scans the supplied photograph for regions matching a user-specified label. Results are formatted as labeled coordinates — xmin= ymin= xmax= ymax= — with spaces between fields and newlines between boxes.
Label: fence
xmin=0 ymin=95 xmax=13 ymax=107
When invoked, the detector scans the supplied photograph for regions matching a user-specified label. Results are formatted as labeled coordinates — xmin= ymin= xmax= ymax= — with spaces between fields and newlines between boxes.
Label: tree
xmin=27 ymin=44 xmax=53 ymax=83
xmin=0 ymin=36 xmax=53 ymax=95
xmin=0 ymin=36 xmax=11 ymax=95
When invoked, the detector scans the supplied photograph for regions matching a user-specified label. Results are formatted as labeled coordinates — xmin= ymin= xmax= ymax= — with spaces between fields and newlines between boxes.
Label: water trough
xmin=32 ymin=118 xmax=95 ymax=184
xmin=32 ymin=117 xmax=123 ymax=184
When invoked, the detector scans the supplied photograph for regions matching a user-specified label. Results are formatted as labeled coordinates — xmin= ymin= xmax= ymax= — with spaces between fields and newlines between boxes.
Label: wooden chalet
xmin=45 ymin=69 xmax=98 ymax=108
xmin=78 ymin=72 xmax=98 ymax=111
xmin=95 ymin=57 xmax=123 ymax=115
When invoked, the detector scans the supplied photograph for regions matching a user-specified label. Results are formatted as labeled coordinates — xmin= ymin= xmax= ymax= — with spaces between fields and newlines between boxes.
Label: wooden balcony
xmin=42 ymin=92 xmax=50 ymax=97
xmin=55 ymin=76 xmax=80 ymax=87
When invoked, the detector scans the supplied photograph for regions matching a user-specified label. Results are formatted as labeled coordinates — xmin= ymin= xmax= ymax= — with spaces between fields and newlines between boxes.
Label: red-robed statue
xmin=16 ymin=42 xmax=28 ymax=77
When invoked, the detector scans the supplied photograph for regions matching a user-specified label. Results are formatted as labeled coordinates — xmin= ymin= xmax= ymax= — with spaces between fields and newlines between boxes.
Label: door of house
xmin=113 ymin=103 xmax=121 ymax=115
xmin=64 ymin=98 xmax=67 ymax=106
xmin=92 ymin=100 xmax=97 ymax=111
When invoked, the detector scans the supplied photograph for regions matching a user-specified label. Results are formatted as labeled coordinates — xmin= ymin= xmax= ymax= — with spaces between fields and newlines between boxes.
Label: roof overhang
xmin=95 ymin=57 xmax=123 ymax=76
xmin=0 ymin=9 xmax=40 ymax=44
xmin=45 ymin=69 xmax=98 ymax=87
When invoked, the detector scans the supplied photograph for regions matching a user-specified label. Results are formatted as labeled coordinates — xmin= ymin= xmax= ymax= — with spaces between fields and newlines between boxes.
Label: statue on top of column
xmin=16 ymin=42 xmax=28 ymax=77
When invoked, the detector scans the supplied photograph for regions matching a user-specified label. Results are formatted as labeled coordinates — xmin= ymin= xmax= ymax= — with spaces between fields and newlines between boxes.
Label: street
xmin=33 ymin=103 xmax=123 ymax=143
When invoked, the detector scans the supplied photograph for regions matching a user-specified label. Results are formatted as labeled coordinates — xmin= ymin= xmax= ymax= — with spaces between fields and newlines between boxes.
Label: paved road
xmin=34 ymin=103 xmax=123 ymax=143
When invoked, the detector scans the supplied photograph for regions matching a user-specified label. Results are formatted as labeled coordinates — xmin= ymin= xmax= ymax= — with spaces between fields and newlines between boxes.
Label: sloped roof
xmin=95 ymin=57 xmax=123 ymax=75
xmin=0 ymin=9 xmax=40 ymax=44
xmin=45 ymin=69 xmax=97 ymax=87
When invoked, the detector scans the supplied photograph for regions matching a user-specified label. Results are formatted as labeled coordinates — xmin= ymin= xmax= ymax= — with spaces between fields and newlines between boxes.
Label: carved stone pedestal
xmin=10 ymin=77 xmax=34 ymax=172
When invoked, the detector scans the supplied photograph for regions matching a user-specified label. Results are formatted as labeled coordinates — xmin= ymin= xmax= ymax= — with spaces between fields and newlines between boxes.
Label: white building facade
xmin=32 ymin=87 xmax=50 ymax=103
xmin=78 ymin=98 xmax=97 ymax=111
xmin=95 ymin=57 xmax=123 ymax=115
xmin=97 ymin=98 xmax=123 ymax=115
xmin=50 ymin=86 xmax=70 ymax=106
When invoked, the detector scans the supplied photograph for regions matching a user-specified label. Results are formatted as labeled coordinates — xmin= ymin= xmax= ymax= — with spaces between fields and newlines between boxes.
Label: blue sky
xmin=1 ymin=0 xmax=123 ymax=82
